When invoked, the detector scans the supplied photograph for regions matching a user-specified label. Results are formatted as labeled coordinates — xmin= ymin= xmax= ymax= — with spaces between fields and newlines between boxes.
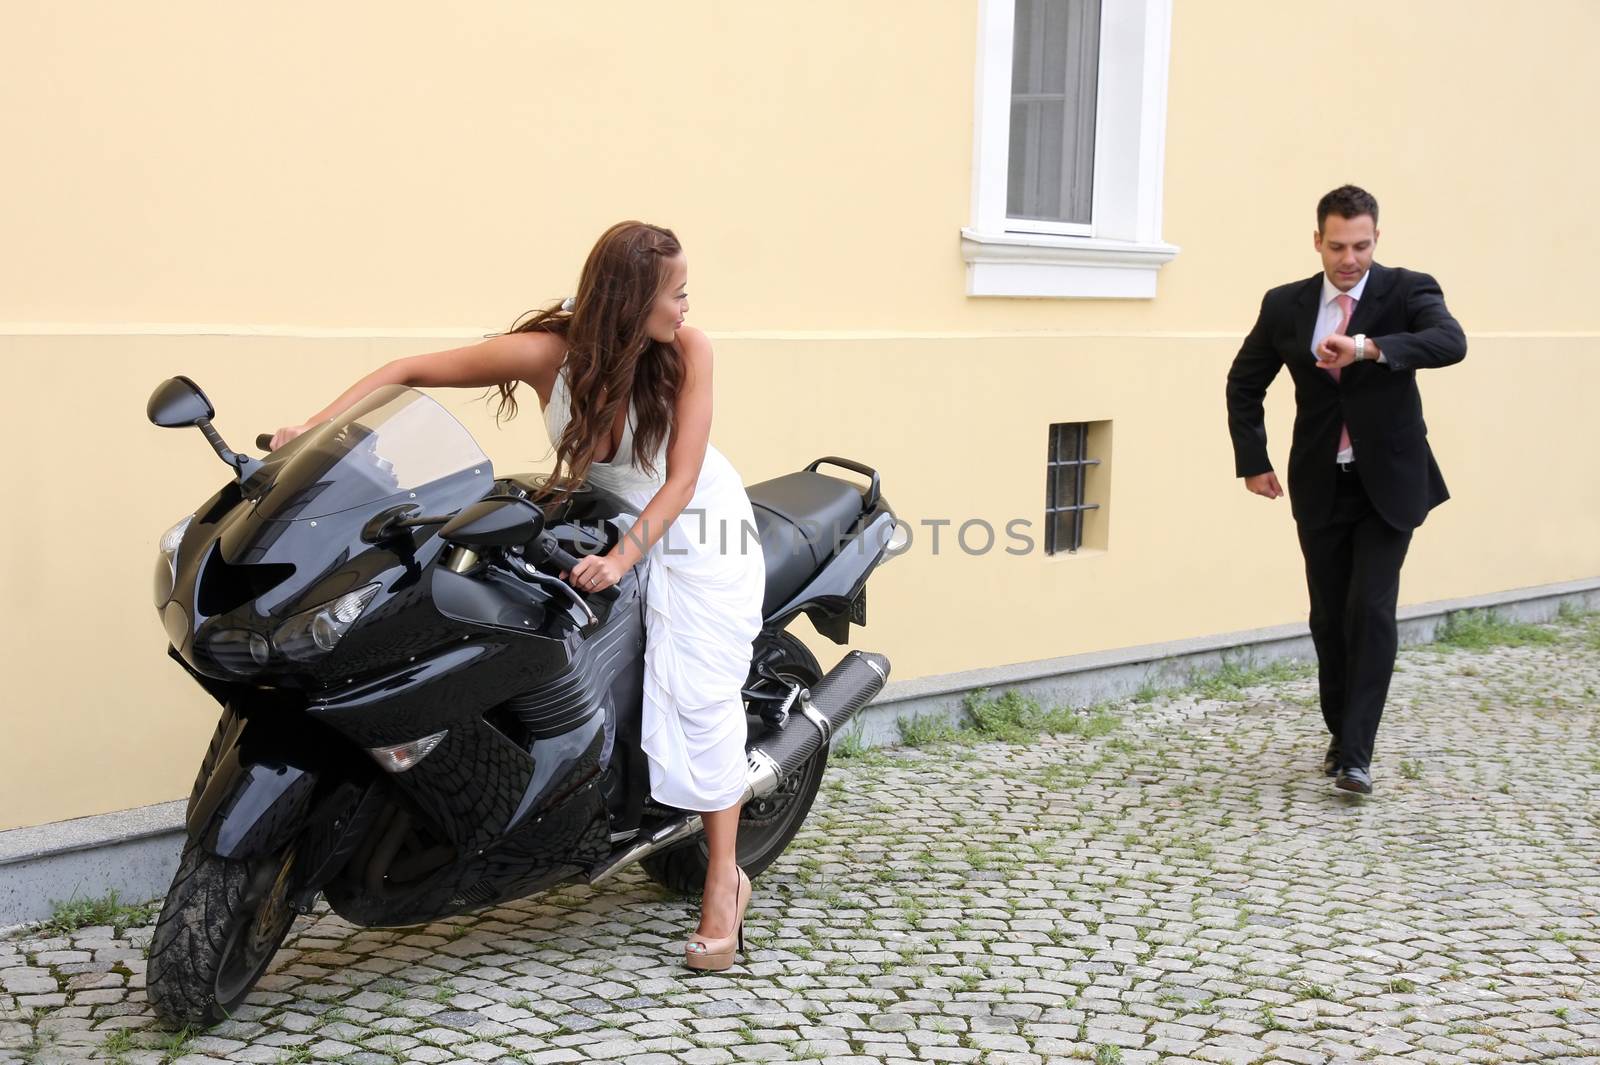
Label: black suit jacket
xmin=1225 ymin=263 xmax=1467 ymax=531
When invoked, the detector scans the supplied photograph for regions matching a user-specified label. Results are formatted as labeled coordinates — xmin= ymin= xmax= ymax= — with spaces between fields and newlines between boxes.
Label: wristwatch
xmin=1354 ymin=334 xmax=1367 ymax=361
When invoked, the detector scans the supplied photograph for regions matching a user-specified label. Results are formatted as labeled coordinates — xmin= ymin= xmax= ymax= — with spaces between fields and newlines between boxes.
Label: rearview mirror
xmin=145 ymin=375 xmax=261 ymax=484
xmin=147 ymin=376 xmax=215 ymax=428
xmin=439 ymin=497 xmax=546 ymax=548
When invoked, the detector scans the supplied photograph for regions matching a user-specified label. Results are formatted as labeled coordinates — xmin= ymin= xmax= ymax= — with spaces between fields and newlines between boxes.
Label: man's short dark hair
xmin=1317 ymin=185 xmax=1379 ymax=231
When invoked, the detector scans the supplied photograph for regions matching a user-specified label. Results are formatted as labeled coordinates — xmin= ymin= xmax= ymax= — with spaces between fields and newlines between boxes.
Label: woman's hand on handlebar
xmin=266 ymin=424 xmax=315 ymax=452
xmin=562 ymin=551 xmax=629 ymax=596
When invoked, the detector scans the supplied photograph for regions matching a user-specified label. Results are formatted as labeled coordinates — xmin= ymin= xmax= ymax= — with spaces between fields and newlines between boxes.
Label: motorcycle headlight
xmin=207 ymin=628 xmax=272 ymax=675
xmin=273 ymin=583 xmax=382 ymax=661
xmin=153 ymin=515 xmax=193 ymax=607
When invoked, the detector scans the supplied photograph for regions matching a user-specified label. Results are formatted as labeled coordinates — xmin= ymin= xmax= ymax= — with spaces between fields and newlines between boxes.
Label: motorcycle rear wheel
xmin=640 ymin=630 xmax=825 ymax=894
xmin=147 ymin=841 xmax=296 ymax=1027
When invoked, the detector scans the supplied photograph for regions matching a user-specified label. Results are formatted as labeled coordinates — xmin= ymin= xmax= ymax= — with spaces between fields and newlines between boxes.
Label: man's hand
xmin=1315 ymin=334 xmax=1357 ymax=370
xmin=1244 ymin=472 xmax=1283 ymax=499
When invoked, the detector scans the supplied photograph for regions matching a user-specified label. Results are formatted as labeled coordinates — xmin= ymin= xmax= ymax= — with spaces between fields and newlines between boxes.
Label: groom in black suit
xmin=1225 ymin=185 xmax=1466 ymax=795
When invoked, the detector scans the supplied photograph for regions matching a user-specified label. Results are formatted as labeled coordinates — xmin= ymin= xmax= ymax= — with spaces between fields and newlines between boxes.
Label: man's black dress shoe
xmin=1322 ymin=739 xmax=1340 ymax=777
xmin=1335 ymin=766 xmax=1373 ymax=795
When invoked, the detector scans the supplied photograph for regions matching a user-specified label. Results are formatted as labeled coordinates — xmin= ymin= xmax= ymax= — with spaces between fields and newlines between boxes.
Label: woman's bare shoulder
xmin=674 ymin=325 xmax=713 ymax=365
xmin=485 ymin=330 xmax=565 ymax=390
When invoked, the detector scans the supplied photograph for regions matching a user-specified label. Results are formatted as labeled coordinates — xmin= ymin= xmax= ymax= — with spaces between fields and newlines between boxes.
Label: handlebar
xmin=532 ymin=534 xmax=621 ymax=604
xmin=256 ymin=433 xmax=275 ymax=451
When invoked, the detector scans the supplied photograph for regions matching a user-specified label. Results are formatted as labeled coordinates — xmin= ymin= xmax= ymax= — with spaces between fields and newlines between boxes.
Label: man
xmin=1225 ymin=185 xmax=1466 ymax=795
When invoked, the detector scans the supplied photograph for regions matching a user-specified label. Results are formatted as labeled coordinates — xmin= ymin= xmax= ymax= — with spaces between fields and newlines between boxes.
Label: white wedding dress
xmin=542 ymin=356 xmax=766 ymax=812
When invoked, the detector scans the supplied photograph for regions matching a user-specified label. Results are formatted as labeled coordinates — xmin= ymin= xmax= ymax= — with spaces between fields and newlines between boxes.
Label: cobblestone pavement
xmin=4 ymin=615 xmax=1598 ymax=1064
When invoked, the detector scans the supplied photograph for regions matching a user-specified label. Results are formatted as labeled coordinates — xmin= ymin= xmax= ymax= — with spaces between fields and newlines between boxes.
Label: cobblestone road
xmin=4 ymin=614 xmax=1598 ymax=1064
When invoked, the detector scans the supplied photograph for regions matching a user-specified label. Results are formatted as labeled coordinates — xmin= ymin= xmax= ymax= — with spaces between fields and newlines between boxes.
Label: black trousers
xmin=1295 ymin=465 xmax=1413 ymax=771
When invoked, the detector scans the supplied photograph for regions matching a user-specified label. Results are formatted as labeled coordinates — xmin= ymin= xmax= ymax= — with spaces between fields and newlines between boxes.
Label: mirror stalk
xmin=196 ymin=417 xmax=263 ymax=483
xmin=361 ymin=504 xmax=456 ymax=544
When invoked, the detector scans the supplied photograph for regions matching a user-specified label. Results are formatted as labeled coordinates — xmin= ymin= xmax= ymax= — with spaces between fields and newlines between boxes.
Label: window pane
xmin=1054 ymin=422 xmax=1081 ymax=463
xmin=1053 ymin=463 xmax=1082 ymax=506
xmin=1053 ymin=507 xmax=1081 ymax=553
xmin=1007 ymin=0 xmax=1100 ymax=225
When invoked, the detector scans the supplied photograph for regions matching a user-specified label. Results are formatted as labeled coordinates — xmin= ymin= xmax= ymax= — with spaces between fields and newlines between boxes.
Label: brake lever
xmin=504 ymin=554 xmax=599 ymax=628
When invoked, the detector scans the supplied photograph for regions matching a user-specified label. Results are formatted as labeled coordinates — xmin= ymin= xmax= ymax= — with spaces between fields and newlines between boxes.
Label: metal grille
xmin=1046 ymin=422 xmax=1100 ymax=554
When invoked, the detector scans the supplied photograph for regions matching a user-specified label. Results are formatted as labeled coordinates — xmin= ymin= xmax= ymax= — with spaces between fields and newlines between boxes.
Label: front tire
xmin=147 ymin=842 xmax=296 ymax=1028
xmin=641 ymin=630 xmax=826 ymax=894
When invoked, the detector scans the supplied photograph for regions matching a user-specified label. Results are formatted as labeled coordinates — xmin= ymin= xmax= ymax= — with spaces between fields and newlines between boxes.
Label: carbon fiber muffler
xmin=743 ymin=649 xmax=891 ymax=802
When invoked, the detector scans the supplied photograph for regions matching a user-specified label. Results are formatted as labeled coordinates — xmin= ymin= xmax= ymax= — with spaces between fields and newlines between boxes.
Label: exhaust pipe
xmin=589 ymin=811 xmax=705 ymax=885
xmin=588 ymin=649 xmax=890 ymax=885
xmin=744 ymin=649 xmax=890 ymax=802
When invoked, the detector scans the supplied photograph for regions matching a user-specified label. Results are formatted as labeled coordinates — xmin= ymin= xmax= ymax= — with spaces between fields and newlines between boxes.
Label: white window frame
xmin=963 ymin=0 xmax=1179 ymax=299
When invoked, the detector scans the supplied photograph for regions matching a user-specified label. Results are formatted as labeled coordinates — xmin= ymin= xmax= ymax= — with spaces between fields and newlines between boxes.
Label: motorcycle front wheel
xmin=641 ymin=630 xmax=826 ymax=894
xmin=147 ymin=841 xmax=296 ymax=1027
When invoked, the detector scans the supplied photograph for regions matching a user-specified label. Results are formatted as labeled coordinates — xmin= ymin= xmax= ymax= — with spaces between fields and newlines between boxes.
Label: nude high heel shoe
xmin=684 ymin=866 xmax=750 ymax=971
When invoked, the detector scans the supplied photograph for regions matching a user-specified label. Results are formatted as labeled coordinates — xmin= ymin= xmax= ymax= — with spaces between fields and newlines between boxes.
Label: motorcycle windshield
xmin=255 ymin=386 xmax=491 ymax=521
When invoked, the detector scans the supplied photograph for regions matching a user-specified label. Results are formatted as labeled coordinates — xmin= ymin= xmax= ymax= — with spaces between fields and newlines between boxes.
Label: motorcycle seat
xmin=746 ymin=471 xmax=866 ymax=615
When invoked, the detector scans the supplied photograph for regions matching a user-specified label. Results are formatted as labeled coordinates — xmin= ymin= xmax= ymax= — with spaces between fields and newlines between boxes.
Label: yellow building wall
xmin=2 ymin=1 xmax=1596 ymax=829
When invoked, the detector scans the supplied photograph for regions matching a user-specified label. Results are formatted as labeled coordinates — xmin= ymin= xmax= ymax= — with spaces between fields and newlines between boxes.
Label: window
xmin=1046 ymin=421 xmax=1109 ymax=554
xmin=965 ymin=0 xmax=1178 ymax=299
xmin=1007 ymin=0 xmax=1100 ymax=230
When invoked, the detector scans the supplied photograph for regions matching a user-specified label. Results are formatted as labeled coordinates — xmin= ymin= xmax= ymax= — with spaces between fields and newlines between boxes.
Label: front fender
xmin=188 ymin=736 xmax=318 ymax=862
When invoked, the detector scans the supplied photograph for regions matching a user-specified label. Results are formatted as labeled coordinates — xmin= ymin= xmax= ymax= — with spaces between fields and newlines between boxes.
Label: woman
xmin=270 ymin=221 xmax=761 ymax=970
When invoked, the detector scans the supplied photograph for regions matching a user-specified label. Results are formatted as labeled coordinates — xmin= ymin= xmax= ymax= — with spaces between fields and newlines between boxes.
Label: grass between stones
xmin=839 ymin=606 xmax=1595 ymax=765
xmin=99 ymin=1029 xmax=137 ymax=1056
xmin=883 ymin=690 xmax=1121 ymax=754
xmin=927 ymin=689 xmax=1121 ymax=747
xmin=832 ymin=690 xmax=1122 ymax=762
xmin=43 ymin=889 xmax=158 ymax=937
xmin=1435 ymin=607 xmax=1566 ymax=650
xmin=1560 ymin=602 xmax=1600 ymax=652
xmin=842 ymin=653 xmax=1324 ymax=763
xmin=1179 ymin=658 xmax=1316 ymax=702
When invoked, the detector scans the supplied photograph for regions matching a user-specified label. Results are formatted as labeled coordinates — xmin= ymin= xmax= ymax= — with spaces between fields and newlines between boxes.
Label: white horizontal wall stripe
xmin=1 ymin=324 xmax=1596 ymax=342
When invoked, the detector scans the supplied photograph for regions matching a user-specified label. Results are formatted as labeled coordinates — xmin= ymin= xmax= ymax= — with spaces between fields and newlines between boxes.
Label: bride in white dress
xmin=269 ymin=221 xmax=762 ymax=970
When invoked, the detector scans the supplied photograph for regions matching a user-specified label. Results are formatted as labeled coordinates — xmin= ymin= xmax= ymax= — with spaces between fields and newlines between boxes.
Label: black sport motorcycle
xmin=143 ymin=377 xmax=896 ymax=1026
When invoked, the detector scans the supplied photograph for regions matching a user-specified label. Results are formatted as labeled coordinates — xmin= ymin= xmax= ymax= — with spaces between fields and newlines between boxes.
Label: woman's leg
xmin=696 ymin=803 xmax=743 ymax=939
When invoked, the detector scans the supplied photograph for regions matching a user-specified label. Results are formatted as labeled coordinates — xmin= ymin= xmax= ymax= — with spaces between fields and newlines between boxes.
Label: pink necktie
xmin=1326 ymin=293 xmax=1354 ymax=456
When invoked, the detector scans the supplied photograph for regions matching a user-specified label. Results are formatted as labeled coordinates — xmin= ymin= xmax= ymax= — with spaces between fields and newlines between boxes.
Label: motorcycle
xmin=142 ymin=377 xmax=896 ymax=1026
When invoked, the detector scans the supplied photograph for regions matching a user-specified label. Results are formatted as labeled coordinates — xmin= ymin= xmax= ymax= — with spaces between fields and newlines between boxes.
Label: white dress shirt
xmin=1310 ymin=270 xmax=1383 ymax=464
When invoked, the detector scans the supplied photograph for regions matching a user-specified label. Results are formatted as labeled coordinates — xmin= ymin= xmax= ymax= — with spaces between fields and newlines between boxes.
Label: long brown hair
xmin=498 ymin=221 xmax=686 ymax=496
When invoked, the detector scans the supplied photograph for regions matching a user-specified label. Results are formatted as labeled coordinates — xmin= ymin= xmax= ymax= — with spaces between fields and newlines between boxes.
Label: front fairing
xmin=157 ymin=388 xmax=497 ymax=687
xmin=163 ymin=468 xmax=493 ymax=687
